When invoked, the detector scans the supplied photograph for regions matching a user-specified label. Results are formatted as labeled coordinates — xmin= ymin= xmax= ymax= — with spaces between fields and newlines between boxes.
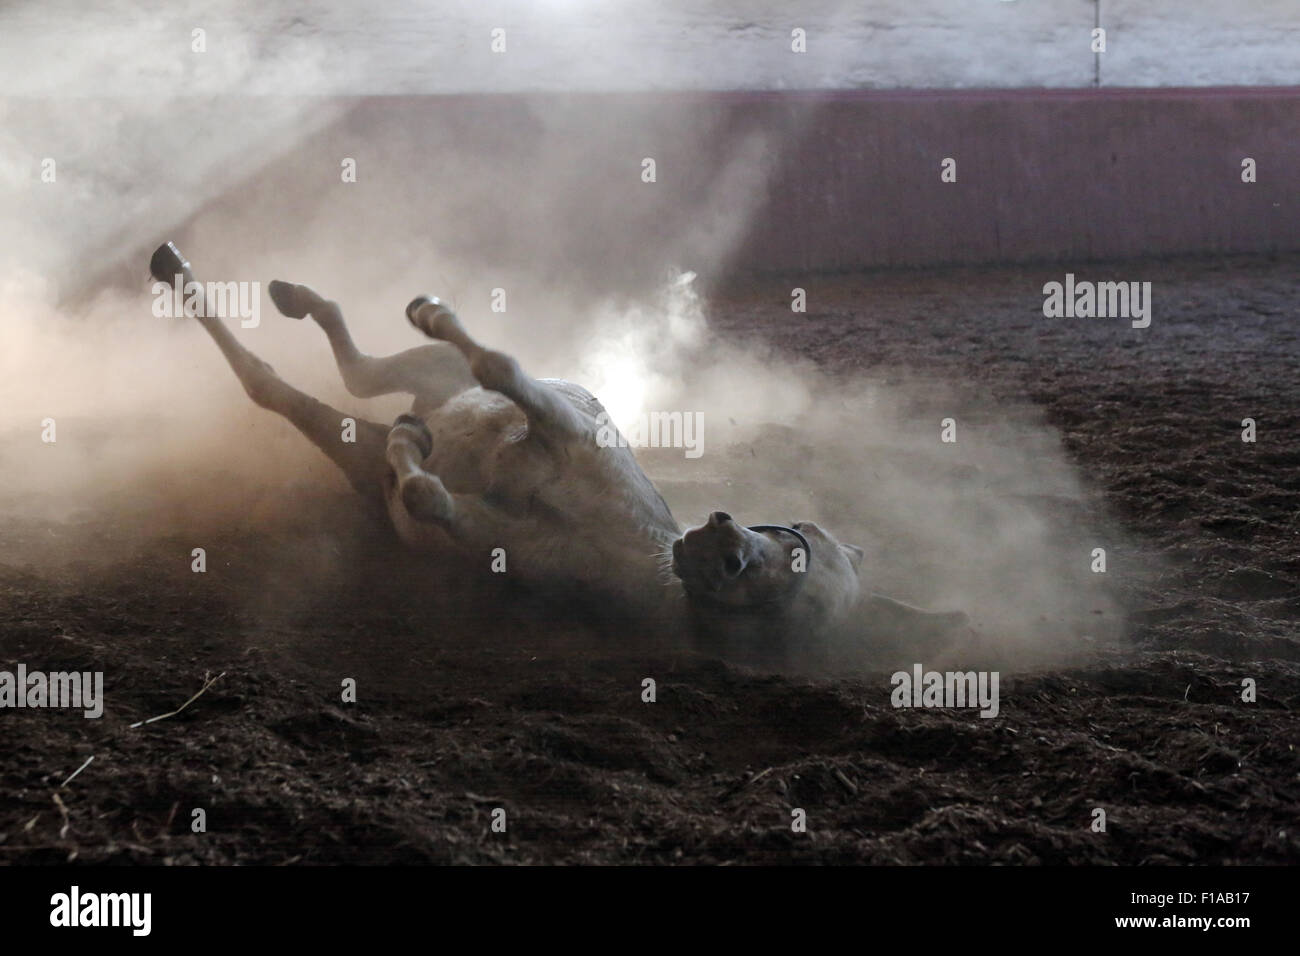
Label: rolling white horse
xmin=149 ymin=242 xmax=965 ymax=668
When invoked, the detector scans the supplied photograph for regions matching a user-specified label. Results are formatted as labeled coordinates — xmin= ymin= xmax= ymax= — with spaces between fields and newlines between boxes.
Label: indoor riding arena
xmin=1 ymin=0 xmax=1296 ymax=919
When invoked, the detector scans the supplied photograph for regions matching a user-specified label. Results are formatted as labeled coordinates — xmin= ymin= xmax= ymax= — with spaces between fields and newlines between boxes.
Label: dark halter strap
xmin=747 ymin=525 xmax=811 ymax=565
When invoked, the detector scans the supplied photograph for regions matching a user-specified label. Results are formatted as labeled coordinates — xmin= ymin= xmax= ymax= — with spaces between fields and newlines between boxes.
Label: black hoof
xmin=406 ymin=295 xmax=453 ymax=330
xmin=149 ymin=242 xmax=188 ymax=282
xmin=268 ymin=280 xmax=308 ymax=319
xmin=392 ymin=413 xmax=434 ymax=459
xmin=403 ymin=293 xmax=434 ymax=323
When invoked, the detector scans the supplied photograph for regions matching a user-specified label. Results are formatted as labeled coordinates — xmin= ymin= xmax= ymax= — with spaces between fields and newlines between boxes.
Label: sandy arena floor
xmin=2 ymin=253 xmax=1297 ymax=864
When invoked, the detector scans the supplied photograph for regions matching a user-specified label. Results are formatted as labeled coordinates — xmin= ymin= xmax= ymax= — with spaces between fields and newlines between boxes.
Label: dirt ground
xmin=2 ymin=253 xmax=1297 ymax=865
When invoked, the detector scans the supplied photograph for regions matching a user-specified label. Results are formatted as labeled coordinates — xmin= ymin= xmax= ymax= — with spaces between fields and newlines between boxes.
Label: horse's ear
xmin=840 ymin=543 xmax=864 ymax=571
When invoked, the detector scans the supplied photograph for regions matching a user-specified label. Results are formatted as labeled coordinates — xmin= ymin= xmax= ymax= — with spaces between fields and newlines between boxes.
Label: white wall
xmin=3 ymin=0 xmax=1297 ymax=286
xmin=1 ymin=0 xmax=1298 ymax=96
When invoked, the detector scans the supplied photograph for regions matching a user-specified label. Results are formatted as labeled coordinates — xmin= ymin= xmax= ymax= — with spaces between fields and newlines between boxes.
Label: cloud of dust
xmin=0 ymin=0 xmax=1121 ymax=669
xmin=585 ymin=275 xmax=1123 ymax=669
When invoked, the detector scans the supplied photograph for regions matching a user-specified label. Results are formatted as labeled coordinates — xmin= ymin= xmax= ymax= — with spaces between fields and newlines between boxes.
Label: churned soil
xmin=2 ymin=253 xmax=1297 ymax=864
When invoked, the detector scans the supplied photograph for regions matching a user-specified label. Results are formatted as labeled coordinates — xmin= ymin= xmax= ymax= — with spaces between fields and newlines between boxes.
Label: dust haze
xmin=0 ymin=1 xmax=1125 ymax=672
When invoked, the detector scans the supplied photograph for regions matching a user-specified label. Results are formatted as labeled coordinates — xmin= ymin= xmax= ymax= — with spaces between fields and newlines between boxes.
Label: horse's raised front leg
xmin=269 ymin=281 xmax=475 ymax=414
xmin=384 ymin=414 xmax=512 ymax=543
xmin=405 ymin=296 xmax=590 ymax=444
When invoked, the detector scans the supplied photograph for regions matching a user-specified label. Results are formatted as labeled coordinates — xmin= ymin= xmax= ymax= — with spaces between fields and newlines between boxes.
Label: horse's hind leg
xmin=269 ymin=281 xmax=475 ymax=414
xmin=241 ymin=363 xmax=391 ymax=512
xmin=405 ymin=296 xmax=589 ymax=443
xmin=206 ymin=324 xmax=391 ymax=509
xmin=151 ymin=247 xmax=390 ymax=511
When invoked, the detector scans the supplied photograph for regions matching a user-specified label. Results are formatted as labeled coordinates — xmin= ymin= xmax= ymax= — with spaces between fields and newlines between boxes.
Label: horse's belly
xmin=422 ymin=389 xmax=538 ymax=495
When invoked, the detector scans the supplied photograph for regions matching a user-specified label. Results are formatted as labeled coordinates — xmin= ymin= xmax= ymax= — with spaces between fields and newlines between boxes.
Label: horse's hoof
xmin=406 ymin=295 xmax=435 ymax=323
xmin=406 ymin=295 xmax=456 ymax=336
xmin=268 ymin=280 xmax=309 ymax=319
xmin=392 ymin=413 xmax=434 ymax=459
xmin=149 ymin=242 xmax=188 ymax=282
